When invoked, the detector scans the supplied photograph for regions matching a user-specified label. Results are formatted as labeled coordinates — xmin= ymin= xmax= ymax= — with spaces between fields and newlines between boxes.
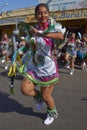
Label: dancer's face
xmin=36 ymin=6 xmax=49 ymax=24
xmin=83 ymin=36 xmax=87 ymax=42
xmin=71 ymin=33 xmax=76 ymax=39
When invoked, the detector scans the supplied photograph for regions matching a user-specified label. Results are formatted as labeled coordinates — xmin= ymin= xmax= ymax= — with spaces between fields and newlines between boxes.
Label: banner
xmin=38 ymin=0 xmax=87 ymax=11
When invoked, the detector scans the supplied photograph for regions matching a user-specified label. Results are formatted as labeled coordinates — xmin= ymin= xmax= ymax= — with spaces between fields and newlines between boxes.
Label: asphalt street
xmin=0 ymin=59 xmax=87 ymax=130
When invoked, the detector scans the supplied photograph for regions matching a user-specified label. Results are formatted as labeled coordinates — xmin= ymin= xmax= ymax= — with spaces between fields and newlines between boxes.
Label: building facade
xmin=0 ymin=6 xmax=87 ymax=39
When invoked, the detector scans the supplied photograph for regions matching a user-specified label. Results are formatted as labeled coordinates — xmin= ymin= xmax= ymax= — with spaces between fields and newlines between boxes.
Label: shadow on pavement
xmin=81 ymin=97 xmax=87 ymax=102
xmin=0 ymin=70 xmax=23 ymax=81
xmin=0 ymin=91 xmax=46 ymax=120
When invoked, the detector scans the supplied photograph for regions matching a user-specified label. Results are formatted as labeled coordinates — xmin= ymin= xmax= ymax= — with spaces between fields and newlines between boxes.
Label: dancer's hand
xmin=30 ymin=26 xmax=44 ymax=37
xmin=30 ymin=26 xmax=38 ymax=36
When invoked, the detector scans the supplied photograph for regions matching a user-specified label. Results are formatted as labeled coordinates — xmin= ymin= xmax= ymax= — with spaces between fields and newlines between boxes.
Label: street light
xmin=0 ymin=3 xmax=8 ymax=18
xmin=0 ymin=3 xmax=8 ymax=11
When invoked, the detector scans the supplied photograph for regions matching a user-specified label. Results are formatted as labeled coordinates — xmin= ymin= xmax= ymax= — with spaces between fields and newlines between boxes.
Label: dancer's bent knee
xmin=21 ymin=78 xmax=35 ymax=96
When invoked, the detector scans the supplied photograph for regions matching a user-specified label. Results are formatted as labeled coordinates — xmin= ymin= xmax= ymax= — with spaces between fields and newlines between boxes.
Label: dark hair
xmin=35 ymin=3 xmax=49 ymax=18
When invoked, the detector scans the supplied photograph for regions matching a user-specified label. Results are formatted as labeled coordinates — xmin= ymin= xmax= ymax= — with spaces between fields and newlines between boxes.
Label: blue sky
xmin=0 ymin=0 xmax=39 ymax=12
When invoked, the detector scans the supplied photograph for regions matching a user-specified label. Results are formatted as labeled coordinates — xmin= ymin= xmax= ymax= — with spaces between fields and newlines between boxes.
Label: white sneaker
xmin=70 ymin=69 xmax=74 ymax=75
xmin=2 ymin=59 xmax=5 ymax=63
xmin=44 ymin=115 xmax=54 ymax=125
xmin=44 ymin=107 xmax=58 ymax=125
xmin=66 ymin=65 xmax=70 ymax=69
xmin=5 ymin=65 xmax=8 ymax=70
xmin=82 ymin=62 xmax=87 ymax=71
xmin=34 ymin=91 xmax=44 ymax=111
xmin=36 ymin=102 xmax=45 ymax=111
xmin=64 ymin=64 xmax=70 ymax=69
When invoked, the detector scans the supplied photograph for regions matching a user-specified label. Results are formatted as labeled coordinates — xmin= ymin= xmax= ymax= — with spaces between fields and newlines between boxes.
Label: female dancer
xmin=17 ymin=3 xmax=65 ymax=125
xmin=76 ymin=33 xmax=87 ymax=70
xmin=0 ymin=34 xmax=10 ymax=63
xmin=64 ymin=32 xmax=77 ymax=75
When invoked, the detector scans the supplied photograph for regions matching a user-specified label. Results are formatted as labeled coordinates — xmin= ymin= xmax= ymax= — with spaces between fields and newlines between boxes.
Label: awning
xmin=0 ymin=16 xmax=26 ymax=26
